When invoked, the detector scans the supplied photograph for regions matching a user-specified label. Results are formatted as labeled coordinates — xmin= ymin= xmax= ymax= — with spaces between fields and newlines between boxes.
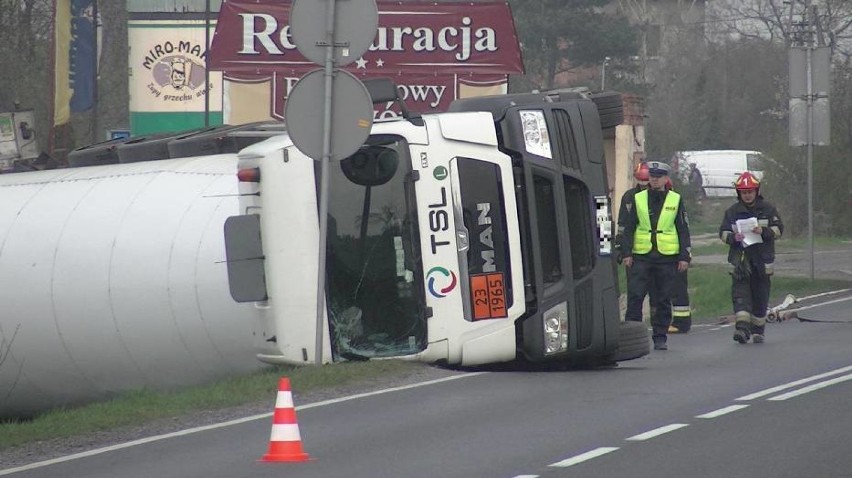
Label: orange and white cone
xmin=260 ymin=377 xmax=311 ymax=462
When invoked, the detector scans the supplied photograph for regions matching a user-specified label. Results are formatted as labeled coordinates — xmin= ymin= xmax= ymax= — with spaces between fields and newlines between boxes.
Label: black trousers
xmin=670 ymin=270 xmax=692 ymax=330
xmin=732 ymin=273 xmax=771 ymax=318
xmin=626 ymin=258 xmax=677 ymax=340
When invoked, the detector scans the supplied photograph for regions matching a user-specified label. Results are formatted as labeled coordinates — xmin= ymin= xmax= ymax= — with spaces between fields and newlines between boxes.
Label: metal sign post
xmin=288 ymin=0 xmax=378 ymax=364
xmin=315 ymin=0 xmax=337 ymax=367
xmin=788 ymin=5 xmax=830 ymax=281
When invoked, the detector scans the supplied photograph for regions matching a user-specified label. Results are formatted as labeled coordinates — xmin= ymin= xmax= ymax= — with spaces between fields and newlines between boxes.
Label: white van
xmin=673 ymin=150 xmax=767 ymax=197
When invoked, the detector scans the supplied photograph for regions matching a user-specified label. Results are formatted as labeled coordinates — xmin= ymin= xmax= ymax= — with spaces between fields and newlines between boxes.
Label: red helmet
xmin=634 ymin=162 xmax=649 ymax=182
xmin=735 ymin=171 xmax=760 ymax=191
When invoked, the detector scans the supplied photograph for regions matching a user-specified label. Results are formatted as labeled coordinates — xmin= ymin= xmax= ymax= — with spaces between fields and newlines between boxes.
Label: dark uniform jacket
xmin=614 ymin=185 xmax=644 ymax=258
xmin=622 ymin=188 xmax=691 ymax=263
xmin=719 ymin=196 xmax=783 ymax=273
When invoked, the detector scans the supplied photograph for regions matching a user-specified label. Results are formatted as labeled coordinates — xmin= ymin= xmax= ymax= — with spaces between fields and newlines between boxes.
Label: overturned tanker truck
xmin=226 ymin=83 xmax=649 ymax=368
xmin=0 ymin=85 xmax=648 ymax=418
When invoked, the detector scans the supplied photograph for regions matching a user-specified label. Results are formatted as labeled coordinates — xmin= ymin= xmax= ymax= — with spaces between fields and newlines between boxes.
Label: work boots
xmin=751 ymin=315 xmax=767 ymax=344
xmin=733 ymin=311 xmax=751 ymax=344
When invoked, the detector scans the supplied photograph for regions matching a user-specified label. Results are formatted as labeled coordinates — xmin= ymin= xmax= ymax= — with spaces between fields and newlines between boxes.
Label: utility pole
xmin=788 ymin=0 xmax=831 ymax=281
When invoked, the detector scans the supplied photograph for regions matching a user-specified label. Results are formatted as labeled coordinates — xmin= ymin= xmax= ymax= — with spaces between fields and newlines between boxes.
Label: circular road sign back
xmin=290 ymin=0 xmax=379 ymax=67
xmin=285 ymin=69 xmax=374 ymax=161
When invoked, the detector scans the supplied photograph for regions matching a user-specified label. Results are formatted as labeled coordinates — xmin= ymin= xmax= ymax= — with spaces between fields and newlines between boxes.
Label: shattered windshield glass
xmin=321 ymin=135 xmax=426 ymax=361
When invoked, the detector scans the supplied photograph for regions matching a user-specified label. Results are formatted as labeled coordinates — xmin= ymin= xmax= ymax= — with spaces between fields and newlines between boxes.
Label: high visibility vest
xmin=633 ymin=190 xmax=681 ymax=255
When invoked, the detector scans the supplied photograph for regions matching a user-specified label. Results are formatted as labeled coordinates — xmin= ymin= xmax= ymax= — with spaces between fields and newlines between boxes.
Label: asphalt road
xmin=3 ymin=297 xmax=851 ymax=478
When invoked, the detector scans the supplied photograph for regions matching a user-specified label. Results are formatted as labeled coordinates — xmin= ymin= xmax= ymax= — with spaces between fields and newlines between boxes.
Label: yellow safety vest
xmin=633 ymin=190 xmax=681 ymax=255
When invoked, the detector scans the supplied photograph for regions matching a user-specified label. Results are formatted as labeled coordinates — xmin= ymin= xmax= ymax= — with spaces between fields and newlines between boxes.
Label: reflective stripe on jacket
xmin=634 ymin=190 xmax=681 ymax=255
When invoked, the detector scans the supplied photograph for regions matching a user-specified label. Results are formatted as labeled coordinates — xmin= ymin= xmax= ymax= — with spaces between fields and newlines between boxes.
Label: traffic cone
xmin=260 ymin=377 xmax=311 ymax=462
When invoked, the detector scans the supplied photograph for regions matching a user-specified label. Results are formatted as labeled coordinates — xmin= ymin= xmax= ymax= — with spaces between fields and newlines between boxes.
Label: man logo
xmin=426 ymin=266 xmax=457 ymax=298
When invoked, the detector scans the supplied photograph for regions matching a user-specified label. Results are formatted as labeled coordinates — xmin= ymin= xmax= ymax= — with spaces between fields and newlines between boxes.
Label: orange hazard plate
xmin=470 ymin=273 xmax=508 ymax=320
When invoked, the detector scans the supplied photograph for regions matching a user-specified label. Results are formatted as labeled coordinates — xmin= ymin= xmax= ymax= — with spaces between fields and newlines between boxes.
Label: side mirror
xmin=340 ymin=145 xmax=399 ymax=186
xmin=362 ymin=78 xmax=421 ymax=125
xmin=363 ymin=78 xmax=399 ymax=104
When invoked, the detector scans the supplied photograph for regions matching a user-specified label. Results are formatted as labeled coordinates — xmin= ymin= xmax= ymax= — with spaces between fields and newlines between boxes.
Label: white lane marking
xmin=626 ymin=423 xmax=689 ymax=441
xmin=736 ymin=365 xmax=852 ymax=401
xmin=0 ymin=372 xmax=483 ymax=476
xmin=549 ymin=447 xmax=619 ymax=467
xmin=512 ymin=475 xmax=539 ymax=478
xmin=296 ymin=372 xmax=486 ymax=410
xmin=795 ymin=289 xmax=852 ymax=302
xmin=696 ymin=404 xmax=750 ymax=418
xmin=792 ymin=294 xmax=852 ymax=311
xmin=768 ymin=373 xmax=852 ymax=401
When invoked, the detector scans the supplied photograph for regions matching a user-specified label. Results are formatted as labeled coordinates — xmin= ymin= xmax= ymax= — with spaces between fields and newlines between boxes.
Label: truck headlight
xmin=519 ymin=110 xmax=552 ymax=159
xmin=543 ymin=301 xmax=569 ymax=355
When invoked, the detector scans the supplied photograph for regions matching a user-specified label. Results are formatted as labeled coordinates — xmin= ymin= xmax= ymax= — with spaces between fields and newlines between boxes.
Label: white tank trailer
xmin=0 ymin=156 xmax=263 ymax=418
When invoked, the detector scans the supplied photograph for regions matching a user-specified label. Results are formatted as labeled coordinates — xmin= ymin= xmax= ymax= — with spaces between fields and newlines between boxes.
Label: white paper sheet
xmin=735 ymin=217 xmax=763 ymax=246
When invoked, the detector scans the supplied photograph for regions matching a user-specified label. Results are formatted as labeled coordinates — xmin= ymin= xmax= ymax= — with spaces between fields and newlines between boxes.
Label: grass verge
xmin=0 ymin=359 xmax=421 ymax=452
xmin=688 ymin=265 xmax=850 ymax=319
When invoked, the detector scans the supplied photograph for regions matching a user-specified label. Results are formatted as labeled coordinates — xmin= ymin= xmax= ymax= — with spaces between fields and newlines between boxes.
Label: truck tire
xmin=589 ymin=91 xmax=624 ymax=129
xmin=614 ymin=320 xmax=650 ymax=362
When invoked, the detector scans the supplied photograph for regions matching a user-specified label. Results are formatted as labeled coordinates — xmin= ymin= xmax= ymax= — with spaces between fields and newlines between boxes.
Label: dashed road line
xmin=696 ymin=404 xmax=750 ymax=418
xmin=768 ymin=373 xmax=852 ymax=401
xmin=626 ymin=423 xmax=689 ymax=441
xmin=736 ymin=365 xmax=852 ymax=401
xmin=549 ymin=447 xmax=620 ymax=467
xmin=516 ymin=364 xmax=852 ymax=477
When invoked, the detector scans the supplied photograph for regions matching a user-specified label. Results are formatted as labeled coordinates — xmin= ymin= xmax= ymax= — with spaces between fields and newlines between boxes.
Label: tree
xmin=509 ymin=0 xmax=639 ymax=90
xmin=644 ymin=0 xmax=852 ymax=236
xmin=708 ymin=0 xmax=852 ymax=58
xmin=0 ymin=0 xmax=53 ymax=140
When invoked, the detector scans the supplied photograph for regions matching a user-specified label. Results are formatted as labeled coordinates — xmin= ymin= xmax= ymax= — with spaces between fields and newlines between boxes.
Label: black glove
xmin=732 ymin=252 xmax=752 ymax=280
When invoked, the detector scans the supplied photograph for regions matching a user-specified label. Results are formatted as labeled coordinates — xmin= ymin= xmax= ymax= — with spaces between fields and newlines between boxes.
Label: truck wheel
xmin=589 ymin=91 xmax=624 ymax=129
xmin=614 ymin=320 xmax=650 ymax=362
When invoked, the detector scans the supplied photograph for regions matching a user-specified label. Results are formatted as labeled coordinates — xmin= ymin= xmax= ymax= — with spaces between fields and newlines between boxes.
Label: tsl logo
xmin=426 ymin=266 xmax=457 ymax=298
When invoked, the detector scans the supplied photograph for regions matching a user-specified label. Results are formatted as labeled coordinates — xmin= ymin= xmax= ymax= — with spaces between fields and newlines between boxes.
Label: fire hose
xmin=767 ymin=290 xmax=852 ymax=323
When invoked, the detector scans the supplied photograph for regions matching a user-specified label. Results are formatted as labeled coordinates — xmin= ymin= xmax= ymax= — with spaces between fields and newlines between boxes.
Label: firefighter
xmin=622 ymin=161 xmax=691 ymax=350
xmin=719 ymin=171 xmax=783 ymax=343
xmin=664 ymin=177 xmax=692 ymax=333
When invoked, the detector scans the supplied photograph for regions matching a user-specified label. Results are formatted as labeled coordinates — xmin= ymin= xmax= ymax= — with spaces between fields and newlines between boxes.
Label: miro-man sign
xmin=207 ymin=0 xmax=523 ymax=120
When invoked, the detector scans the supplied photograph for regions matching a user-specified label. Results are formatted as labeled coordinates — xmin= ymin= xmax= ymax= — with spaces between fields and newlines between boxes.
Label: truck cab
xmin=225 ymin=88 xmax=650 ymax=367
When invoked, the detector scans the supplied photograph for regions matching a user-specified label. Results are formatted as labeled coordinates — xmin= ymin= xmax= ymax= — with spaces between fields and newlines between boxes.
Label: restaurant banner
xmin=209 ymin=0 xmax=523 ymax=76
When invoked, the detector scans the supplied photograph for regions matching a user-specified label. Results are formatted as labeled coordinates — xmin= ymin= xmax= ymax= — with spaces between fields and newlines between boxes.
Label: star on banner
xmin=375 ymin=58 xmax=385 ymax=67
xmin=355 ymin=57 xmax=368 ymax=69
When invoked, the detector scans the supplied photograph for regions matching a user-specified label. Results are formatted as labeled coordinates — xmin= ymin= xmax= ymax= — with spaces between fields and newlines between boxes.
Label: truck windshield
xmin=320 ymin=135 xmax=427 ymax=361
